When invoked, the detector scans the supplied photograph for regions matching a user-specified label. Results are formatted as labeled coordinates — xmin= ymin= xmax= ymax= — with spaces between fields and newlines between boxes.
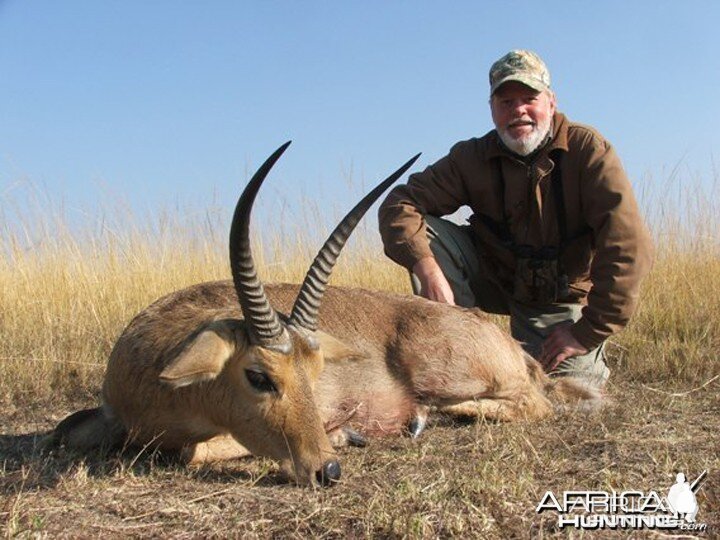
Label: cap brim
xmin=491 ymin=75 xmax=548 ymax=95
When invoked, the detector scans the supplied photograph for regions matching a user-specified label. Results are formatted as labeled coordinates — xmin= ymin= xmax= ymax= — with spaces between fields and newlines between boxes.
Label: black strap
xmin=483 ymin=158 xmax=513 ymax=244
xmin=549 ymin=151 xmax=567 ymax=247
xmin=491 ymin=157 xmax=508 ymax=225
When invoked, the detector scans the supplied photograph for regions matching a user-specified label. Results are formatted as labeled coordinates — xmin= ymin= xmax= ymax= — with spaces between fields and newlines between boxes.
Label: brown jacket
xmin=379 ymin=112 xmax=654 ymax=349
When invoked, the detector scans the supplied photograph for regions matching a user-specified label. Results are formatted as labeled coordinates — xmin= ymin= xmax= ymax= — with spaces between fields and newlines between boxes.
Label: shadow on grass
xmin=0 ymin=430 xmax=288 ymax=494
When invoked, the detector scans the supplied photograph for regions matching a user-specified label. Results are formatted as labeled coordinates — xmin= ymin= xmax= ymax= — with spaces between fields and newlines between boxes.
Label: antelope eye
xmin=244 ymin=369 xmax=277 ymax=393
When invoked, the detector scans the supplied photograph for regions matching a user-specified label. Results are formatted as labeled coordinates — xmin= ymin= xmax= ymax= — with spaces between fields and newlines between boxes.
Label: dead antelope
xmin=53 ymin=142 xmax=600 ymax=487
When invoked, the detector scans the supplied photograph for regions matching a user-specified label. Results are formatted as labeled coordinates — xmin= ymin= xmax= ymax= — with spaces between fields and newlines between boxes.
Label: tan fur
xmin=181 ymin=434 xmax=252 ymax=465
xmin=54 ymin=280 xmax=600 ymax=484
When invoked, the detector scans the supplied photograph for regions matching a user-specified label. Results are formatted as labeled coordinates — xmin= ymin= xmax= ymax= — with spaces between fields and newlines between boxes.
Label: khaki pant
xmin=410 ymin=216 xmax=609 ymax=389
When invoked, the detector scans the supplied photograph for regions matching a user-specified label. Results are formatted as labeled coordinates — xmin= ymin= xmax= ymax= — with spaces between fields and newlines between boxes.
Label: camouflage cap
xmin=489 ymin=50 xmax=551 ymax=95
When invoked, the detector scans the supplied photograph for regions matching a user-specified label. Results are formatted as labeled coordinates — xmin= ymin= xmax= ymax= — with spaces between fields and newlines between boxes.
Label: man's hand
xmin=412 ymin=257 xmax=455 ymax=305
xmin=539 ymin=324 xmax=588 ymax=372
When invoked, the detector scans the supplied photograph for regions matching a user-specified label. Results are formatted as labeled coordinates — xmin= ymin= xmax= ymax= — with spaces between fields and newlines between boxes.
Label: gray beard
xmin=497 ymin=121 xmax=552 ymax=157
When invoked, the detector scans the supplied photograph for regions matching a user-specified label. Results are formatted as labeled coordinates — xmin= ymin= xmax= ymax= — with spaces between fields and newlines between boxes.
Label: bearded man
xmin=378 ymin=50 xmax=653 ymax=389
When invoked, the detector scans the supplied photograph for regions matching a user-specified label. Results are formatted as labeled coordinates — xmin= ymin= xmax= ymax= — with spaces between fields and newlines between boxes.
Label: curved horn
xmin=288 ymin=153 xmax=421 ymax=332
xmin=229 ymin=141 xmax=291 ymax=349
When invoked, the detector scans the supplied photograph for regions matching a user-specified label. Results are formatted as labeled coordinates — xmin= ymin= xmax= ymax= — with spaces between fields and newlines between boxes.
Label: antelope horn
xmin=229 ymin=141 xmax=292 ymax=350
xmin=288 ymin=153 xmax=421 ymax=332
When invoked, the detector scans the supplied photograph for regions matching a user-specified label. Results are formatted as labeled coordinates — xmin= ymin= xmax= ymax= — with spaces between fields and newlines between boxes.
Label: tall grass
xmin=0 ymin=172 xmax=718 ymax=408
xmin=617 ymin=170 xmax=720 ymax=383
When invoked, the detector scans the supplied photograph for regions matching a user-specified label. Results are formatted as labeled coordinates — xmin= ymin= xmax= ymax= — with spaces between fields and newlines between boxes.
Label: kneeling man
xmin=379 ymin=50 xmax=654 ymax=389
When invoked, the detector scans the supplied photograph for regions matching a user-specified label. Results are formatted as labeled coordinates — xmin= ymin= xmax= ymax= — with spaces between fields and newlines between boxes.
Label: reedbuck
xmin=53 ymin=142 xmax=599 ymax=486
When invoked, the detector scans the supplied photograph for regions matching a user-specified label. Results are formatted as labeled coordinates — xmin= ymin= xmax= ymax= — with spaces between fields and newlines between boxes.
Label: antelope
xmin=52 ymin=142 xmax=600 ymax=487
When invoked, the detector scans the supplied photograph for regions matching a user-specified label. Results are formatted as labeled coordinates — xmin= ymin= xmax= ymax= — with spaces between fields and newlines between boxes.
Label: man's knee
xmin=411 ymin=216 xmax=479 ymax=307
xmin=423 ymin=216 xmax=478 ymax=275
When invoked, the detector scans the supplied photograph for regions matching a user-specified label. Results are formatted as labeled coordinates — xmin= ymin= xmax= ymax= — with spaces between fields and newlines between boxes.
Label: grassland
xmin=1 ymin=176 xmax=719 ymax=538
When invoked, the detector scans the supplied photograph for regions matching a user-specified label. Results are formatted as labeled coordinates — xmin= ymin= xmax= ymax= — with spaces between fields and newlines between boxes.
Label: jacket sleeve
xmin=570 ymin=134 xmax=654 ymax=350
xmin=378 ymin=142 xmax=472 ymax=269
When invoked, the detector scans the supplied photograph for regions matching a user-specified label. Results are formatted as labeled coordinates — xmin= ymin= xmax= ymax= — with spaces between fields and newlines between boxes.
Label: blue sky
xmin=1 ymin=1 xmax=718 ymax=235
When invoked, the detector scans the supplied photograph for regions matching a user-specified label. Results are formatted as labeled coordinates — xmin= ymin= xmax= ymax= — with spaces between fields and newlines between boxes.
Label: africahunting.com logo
xmin=536 ymin=470 xmax=708 ymax=532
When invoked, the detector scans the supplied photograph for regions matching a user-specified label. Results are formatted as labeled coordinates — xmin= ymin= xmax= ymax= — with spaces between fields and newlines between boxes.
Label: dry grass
xmin=1 ymin=174 xmax=719 ymax=537
xmin=2 ymin=388 xmax=718 ymax=537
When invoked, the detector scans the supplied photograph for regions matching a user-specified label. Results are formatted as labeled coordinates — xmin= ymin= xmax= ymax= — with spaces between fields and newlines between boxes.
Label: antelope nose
xmin=316 ymin=459 xmax=341 ymax=487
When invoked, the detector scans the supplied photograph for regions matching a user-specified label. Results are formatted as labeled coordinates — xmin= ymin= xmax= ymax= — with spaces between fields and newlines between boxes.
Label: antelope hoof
xmin=407 ymin=411 xmax=428 ymax=439
xmin=327 ymin=426 xmax=367 ymax=448
xmin=344 ymin=427 xmax=367 ymax=447
xmin=316 ymin=459 xmax=341 ymax=487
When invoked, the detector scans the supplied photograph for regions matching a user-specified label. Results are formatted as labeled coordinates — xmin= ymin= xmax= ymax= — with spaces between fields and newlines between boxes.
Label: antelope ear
xmin=314 ymin=330 xmax=365 ymax=362
xmin=160 ymin=321 xmax=240 ymax=388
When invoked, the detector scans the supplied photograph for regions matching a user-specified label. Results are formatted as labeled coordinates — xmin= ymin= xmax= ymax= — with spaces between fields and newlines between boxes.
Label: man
xmin=378 ymin=50 xmax=653 ymax=389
